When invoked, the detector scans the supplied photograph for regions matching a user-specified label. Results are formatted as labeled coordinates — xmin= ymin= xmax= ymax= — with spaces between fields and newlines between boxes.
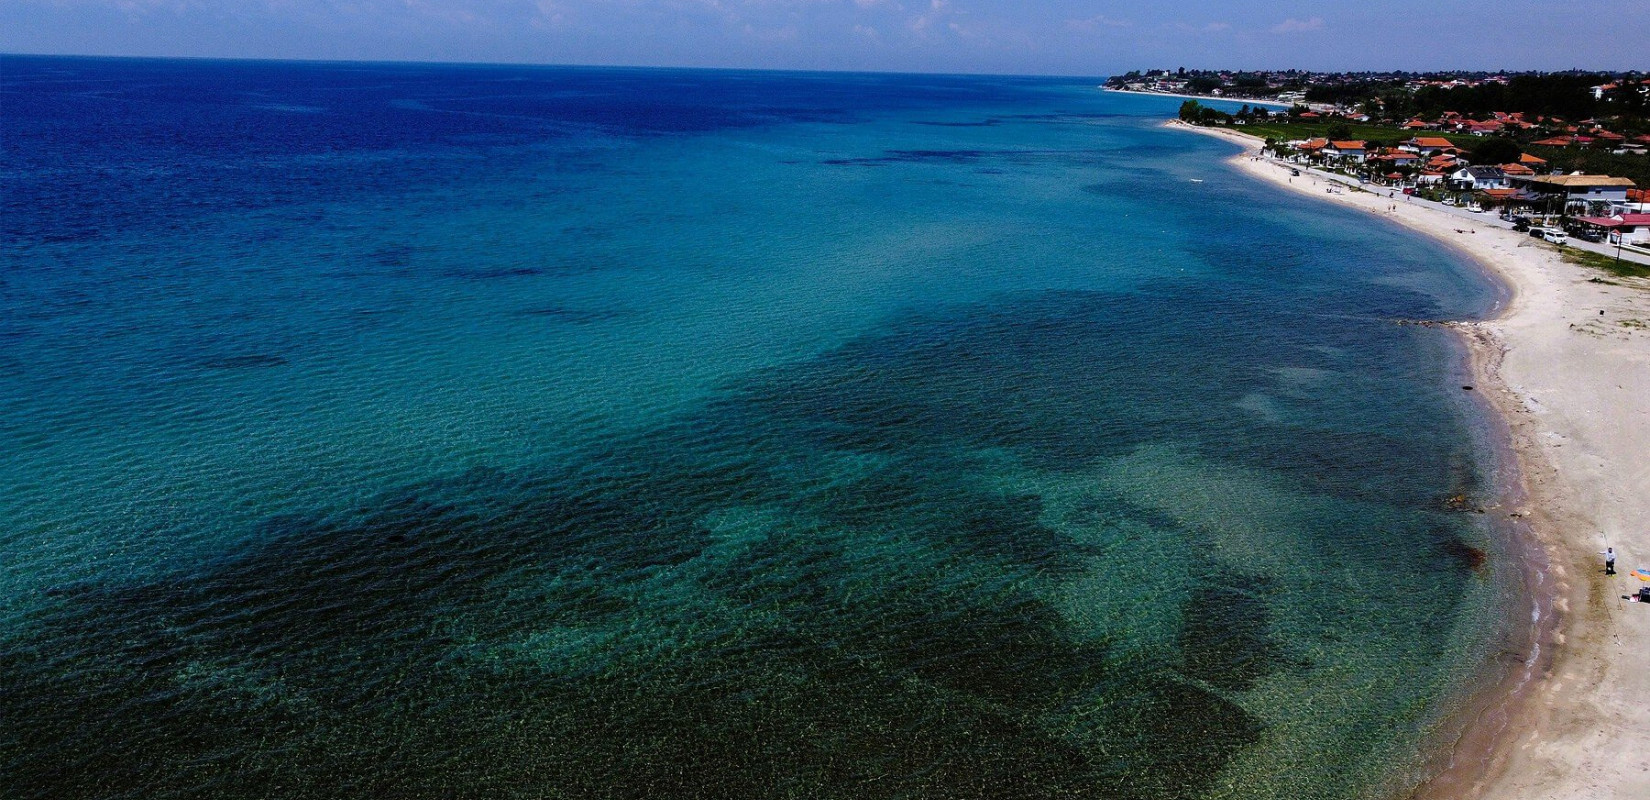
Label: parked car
xmin=1512 ymin=220 xmax=1531 ymax=232
xmin=1543 ymin=230 xmax=1568 ymax=245
xmin=1574 ymin=229 xmax=1603 ymax=243
xmin=1529 ymin=227 xmax=1548 ymax=239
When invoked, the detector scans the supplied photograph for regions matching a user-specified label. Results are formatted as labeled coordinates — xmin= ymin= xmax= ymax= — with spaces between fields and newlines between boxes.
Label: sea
xmin=1 ymin=56 xmax=1522 ymax=799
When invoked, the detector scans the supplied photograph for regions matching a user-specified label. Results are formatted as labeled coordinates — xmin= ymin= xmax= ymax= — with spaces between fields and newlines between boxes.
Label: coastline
xmin=1168 ymin=120 xmax=1650 ymax=800
xmin=1100 ymin=87 xmax=1291 ymax=108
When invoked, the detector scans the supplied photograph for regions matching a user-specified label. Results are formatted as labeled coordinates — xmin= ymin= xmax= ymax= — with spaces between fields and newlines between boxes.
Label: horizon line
xmin=5 ymin=50 xmax=1643 ymax=81
xmin=0 ymin=50 xmax=1115 ymax=81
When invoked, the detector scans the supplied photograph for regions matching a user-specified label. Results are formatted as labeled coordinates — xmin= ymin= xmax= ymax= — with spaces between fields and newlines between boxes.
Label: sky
xmin=3 ymin=0 xmax=1647 ymax=76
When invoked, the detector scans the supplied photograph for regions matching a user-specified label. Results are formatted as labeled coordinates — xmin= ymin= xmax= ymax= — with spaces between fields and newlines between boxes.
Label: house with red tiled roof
xmin=1402 ymin=119 xmax=1433 ymax=130
xmin=1500 ymin=163 xmax=1536 ymax=177
xmin=1403 ymin=136 xmax=1457 ymax=153
xmin=1520 ymin=153 xmax=1547 ymax=165
xmin=1531 ymin=136 xmax=1573 ymax=147
xmin=1322 ymin=140 xmax=1368 ymax=162
xmin=1372 ymin=151 xmax=1421 ymax=167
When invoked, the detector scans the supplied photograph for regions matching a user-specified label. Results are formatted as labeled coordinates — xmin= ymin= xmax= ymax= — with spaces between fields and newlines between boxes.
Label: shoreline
xmin=1100 ymin=87 xmax=1291 ymax=108
xmin=1168 ymin=120 xmax=1650 ymax=800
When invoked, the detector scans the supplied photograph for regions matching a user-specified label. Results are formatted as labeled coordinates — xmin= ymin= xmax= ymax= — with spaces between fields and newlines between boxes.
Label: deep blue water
xmin=2 ymin=56 xmax=1516 ymax=799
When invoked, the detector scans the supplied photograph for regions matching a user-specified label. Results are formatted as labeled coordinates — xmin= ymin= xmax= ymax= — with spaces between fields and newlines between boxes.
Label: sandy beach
xmin=1172 ymin=120 xmax=1650 ymax=800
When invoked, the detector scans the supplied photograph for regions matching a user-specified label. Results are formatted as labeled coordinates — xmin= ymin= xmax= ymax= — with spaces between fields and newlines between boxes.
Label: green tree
xmin=1186 ymin=76 xmax=1223 ymax=94
xmin=1470 ymin=137 xmax=1524 ymax=166
xmin=1326 ymin=123 xmax=1353 ymax=140
xmin=1179 ymin=100 xmax=1203 ymax=122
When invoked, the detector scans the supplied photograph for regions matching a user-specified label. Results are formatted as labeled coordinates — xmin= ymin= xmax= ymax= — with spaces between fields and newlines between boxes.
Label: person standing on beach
xmin=1601 ymin=546 xmax=1617 ymax=575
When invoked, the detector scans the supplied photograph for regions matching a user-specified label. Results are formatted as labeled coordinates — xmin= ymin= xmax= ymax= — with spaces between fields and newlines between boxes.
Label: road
xmin=1277 ymin=160 xmax=1650 ymax=267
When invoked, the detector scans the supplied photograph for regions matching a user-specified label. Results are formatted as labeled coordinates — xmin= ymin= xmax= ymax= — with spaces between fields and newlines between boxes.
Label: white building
xmin=1450 ymin=166 xmax=1507 ymax=190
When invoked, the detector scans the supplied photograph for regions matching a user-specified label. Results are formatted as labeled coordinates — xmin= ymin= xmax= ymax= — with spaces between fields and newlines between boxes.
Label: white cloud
xmin=906 ymin=0 xmax=951 ymax=36
xmin=530 ymin=0 xmax=567 ymax=28
xmin=741 ymin=22 xmax=798 ymax=41
xmin=1271 ymin=16 xmax=1324 ymax=34
xmin=1064 ymin=15 xmax=1131 ymax=32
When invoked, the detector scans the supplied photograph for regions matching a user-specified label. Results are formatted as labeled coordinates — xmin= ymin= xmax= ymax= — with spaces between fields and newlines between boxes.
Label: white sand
xmin=1171 ymin=121 xmax=1650 ymax=799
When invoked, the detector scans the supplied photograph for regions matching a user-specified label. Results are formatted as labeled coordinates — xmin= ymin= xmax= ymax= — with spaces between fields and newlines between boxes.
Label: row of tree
xmin=1305 ymin=73 xmax=1646 ymax=125
xmin=1178 ymin=100 xmax=1230 ymax=125
xmin=1135 ymin=70 xmax=1647 ymax=135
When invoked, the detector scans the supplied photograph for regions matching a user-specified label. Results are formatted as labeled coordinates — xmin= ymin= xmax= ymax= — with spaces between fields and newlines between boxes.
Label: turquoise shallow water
xmin=2 ymin=58 xmax=1517 ymax=798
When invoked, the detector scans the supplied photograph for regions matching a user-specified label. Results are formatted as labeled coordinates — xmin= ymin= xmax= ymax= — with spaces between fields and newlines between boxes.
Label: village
xmin=1270 ymin=131 xmax=1648 ymax=252
xmin=1105 ymin=68 xmax=1649 ymax=126
xmin=1128 ymin=69 xmax=1650 ymax=258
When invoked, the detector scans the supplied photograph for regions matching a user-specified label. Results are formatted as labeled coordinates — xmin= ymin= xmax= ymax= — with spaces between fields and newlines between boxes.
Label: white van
xmin=1542 ymin=229 xmax=1568 ymax=245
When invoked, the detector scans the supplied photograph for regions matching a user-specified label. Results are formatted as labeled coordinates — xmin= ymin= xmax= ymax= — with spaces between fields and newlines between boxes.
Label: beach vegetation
xmin=1563 ymin=246 xmax=1650 ymax=279
xmin=1178 ymin=99 xmax=1233 ymax=126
